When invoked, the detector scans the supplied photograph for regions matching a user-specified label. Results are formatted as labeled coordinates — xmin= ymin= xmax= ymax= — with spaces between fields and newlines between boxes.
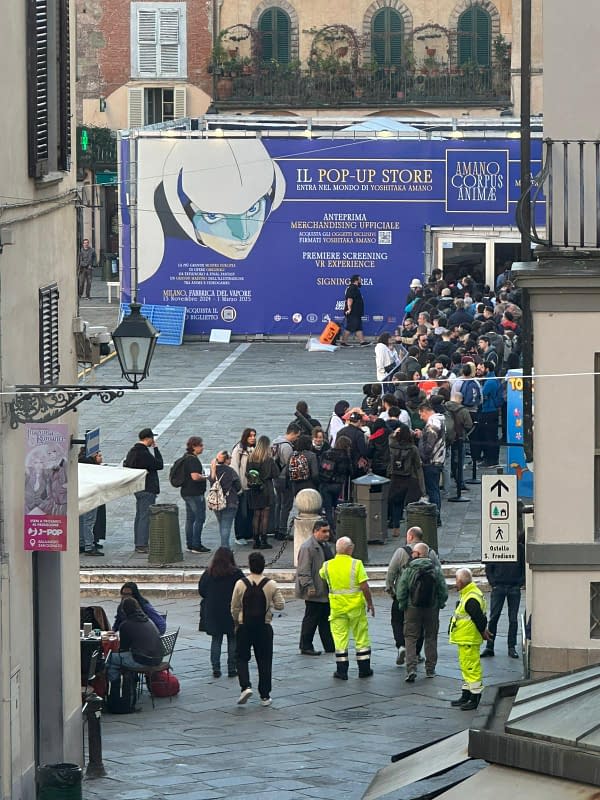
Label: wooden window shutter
xmin=275 ymin=9 xmax=290 ymax=64
xmin=58 ymin=0 xmax=71 ymax=171
xmin=39 ymin=284 xmax=60 ymax=385
xmin=174 ymin=87 xmax=186 ymax=118
xmin=159 ymin=8 xmax=180 ymax=75
xmin=372 ymin=9 xmax=402 ymax=66
xmin=27 ymin=0 xmax=50 ymax=177
xmin=128 ymin=87 xmax=144 ymax=128
xmin=458 ymin=7 xmax=474 ymax=65
xmin=259 ymin=9 xmax=274 ymax=63
xmin=474 ymin=8 xmax=491 ymax=67
xmin=372 ymin=10 xmax=386 ymax=66
xmin=458 ymin=6 xmax=490 ymax=66
xmin=138 ymin=8 xmax=158 ymax=76
xmin=388 ymin=10 xmax=403 ymax=66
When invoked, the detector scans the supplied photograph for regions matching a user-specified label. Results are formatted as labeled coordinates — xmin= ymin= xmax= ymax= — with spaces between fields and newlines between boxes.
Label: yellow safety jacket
xmin=449 ymin=582 xmax=486 ymax=645
xmin=320 ymin=554 xmax=367 ymax=613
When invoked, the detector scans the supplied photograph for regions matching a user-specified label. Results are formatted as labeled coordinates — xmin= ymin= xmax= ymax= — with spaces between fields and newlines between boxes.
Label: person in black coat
xmin=123 ymin=428 xmax=164 ymax=553
xmin=198 ymin=548 xmax=244 ymax=678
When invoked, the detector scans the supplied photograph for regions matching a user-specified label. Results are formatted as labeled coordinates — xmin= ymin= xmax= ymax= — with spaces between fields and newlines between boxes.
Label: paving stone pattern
xmin=82 ymin=595 xmax=522 ymax=800
xmin=78 ymin=280 xmax=494 ymax=571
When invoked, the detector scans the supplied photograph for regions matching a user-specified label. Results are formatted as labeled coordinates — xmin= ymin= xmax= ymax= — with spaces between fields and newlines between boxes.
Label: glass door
xmin=438 ymin=239 xmax=487 ymax=288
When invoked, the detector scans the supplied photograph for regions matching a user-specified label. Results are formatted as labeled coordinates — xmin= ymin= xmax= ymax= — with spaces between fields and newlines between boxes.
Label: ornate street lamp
xmin=5 ymin=304 xmax=159 ymax=428
xmin=112 ymin=302 xmax=159 ymax=388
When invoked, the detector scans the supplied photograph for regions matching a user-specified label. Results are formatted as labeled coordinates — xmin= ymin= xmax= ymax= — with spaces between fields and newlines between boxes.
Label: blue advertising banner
xmin=506 ymin=369 xmax=534 ymax=499
xmin=125 ymin=137 xmax=542 ymax=336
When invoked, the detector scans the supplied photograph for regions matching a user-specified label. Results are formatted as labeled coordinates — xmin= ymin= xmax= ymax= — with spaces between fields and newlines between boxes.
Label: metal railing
xmin=213 ymin=64 xmax=511 ymax=107
xmin=517 ymin=138 xmax=600 ymax=249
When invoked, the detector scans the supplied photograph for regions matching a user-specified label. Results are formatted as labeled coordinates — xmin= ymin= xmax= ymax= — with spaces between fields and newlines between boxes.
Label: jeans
xmin=320 ymin=483 xmax=342 ymax=532
xmin=107 ymin=650 xmax=149 ymax=682
xmin=486 ymin=583 xmax=521 ymax=649
xmin=422 ymin=464 xmax=442 ymax=516
xmin=274 ymin=479 xmax=294 ymax=537
xmin=79 ymin=508 xmax=98 ymax=551
xmin=211 ymin=632 xmax=236 ymax=673
xmin=184 ymin=495 xmax=206 ymax=550
xmin=134 ymin=491 xmax=156 ymax=547
xmin=215 ymin=507 xmax=237 ymax=548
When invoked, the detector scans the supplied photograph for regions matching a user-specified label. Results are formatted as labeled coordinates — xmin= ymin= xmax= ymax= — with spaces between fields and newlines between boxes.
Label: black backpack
xmin=106 ymin=672 xmax=137 ymax=714
xmin=169 ymin=455 xmax=188 ymax=488
xmin=390 ymin=446 xmax=413 ymax=478
xmin=319 ymin=450 xmax=338 ymax=483
xmin=410 ymin=567 xmax=437 ymax=608
xmin=241 ymin=577 xmax=269 ymax=624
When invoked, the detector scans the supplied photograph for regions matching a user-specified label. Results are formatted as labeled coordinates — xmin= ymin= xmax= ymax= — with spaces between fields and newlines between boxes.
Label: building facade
xmin=0 ymin=2 xmax=82 ymax=798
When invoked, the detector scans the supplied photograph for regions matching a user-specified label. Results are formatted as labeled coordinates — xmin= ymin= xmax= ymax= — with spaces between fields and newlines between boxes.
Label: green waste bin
xmin=406 ymin=501 xmax=438 ymax=552
xmin=335 ymin=503 xmax=368 ymax=563
xmin=37 ymin=763 xmax=82 ymax=800
xmin=102 ymin=253 xmax=118 ymax=281
xmin=148 ymin=504 xmax=183 ymax=564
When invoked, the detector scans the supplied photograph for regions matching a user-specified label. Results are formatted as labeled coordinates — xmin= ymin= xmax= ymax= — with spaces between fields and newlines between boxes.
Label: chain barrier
xmin=264 ymin=534 xmax=291 ymax=568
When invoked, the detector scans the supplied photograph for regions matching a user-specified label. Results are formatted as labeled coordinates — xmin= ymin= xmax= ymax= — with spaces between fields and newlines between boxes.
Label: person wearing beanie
xmin=327 ymin=400 xmax=350 ymax=446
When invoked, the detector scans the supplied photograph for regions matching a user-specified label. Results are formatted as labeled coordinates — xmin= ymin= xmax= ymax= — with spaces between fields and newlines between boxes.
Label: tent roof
xmin=78 ymin=463 xmax=147 ymax=514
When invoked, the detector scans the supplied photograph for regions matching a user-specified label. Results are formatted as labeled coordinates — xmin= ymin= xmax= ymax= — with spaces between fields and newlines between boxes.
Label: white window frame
xmin=131 ymin=2 xmax=187 ymax=79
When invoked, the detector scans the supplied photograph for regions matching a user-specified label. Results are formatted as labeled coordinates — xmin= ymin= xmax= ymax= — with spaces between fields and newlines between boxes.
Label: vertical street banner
xmin=122 ymin=136 xmax=542 ymax=336
xmin=24 ymin=424 xmax=68 ymax=552
xmin=505 ymin=369 xmax=534 ymax=498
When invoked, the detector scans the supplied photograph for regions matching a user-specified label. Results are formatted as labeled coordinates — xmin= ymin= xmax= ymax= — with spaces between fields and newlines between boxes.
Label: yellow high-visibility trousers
xmin=330 ymin=605 xmax=371 ymax=653
xmin=456 ymin=643 xmax=483 ymax=694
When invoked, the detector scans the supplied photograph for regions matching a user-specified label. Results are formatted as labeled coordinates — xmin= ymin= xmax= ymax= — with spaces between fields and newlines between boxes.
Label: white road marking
xmin=152 ymin=343 xmax=251 ymax=437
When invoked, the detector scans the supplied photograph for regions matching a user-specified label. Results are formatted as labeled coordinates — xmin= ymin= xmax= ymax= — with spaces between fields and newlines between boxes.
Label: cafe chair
xmin=80 ymin=605 xmax=111 ymax=632
xmin=122 ymin=627 xmax=179 ymax=709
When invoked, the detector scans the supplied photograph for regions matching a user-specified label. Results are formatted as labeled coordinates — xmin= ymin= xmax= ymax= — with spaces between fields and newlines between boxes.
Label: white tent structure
xmin=78 ymin=463 xmax=147 ymax=514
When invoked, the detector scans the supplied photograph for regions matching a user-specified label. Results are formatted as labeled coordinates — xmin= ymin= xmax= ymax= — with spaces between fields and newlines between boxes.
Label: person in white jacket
xmin=375 ymin=333 xmax=400 ymax=384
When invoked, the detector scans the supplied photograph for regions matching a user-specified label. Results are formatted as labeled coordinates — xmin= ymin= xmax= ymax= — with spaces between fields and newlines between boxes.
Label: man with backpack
xmin=123 ymin=428 xmax=164 ymax=554
xmin=270 ymin=422 xmax=301 ymax=540
xmin=169 ymin=436 xmax=209 ymax=553
xmin=230 ymin=551 xmax=285 ymax=707
xmin=386 ymin=527 xmax=440 ymax=666
xmin=396 ymin=542 xmax=448 ymax=683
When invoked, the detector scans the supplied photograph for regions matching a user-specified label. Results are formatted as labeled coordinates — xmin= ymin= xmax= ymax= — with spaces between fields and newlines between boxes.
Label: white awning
xmin=78 ymin=463 xmax=147 ymax=514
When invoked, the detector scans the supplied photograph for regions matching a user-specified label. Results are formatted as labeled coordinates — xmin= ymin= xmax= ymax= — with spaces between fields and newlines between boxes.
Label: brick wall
xmin=75 ymin=0 xmax=212 ymax=123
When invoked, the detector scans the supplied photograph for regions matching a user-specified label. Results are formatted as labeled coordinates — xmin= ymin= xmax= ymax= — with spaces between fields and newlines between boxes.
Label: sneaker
xmin=84 ymin=549 xmax=104 ymax=557
xmin=235 ymin=539 xmax=250 ymax=546
xmin=480 ymin=649 xmax=495 ymax=658
xmin=339 ymin=342 xmax=350 ymax=347
xmin=405 ymin=672 xmax=417 ymax=683
xmin=426 ymin=670 xmax=436 ymax=678
xmin=396 ymin=647 xmax=406 ymax=666
xmin=237 ymin=688 xmax=253 ymax=705
xmin=260 ymin=697 xmax=272 ymax=707
xmin=191 ymin=545 xmax=210 ymax=554
xmin=134 ymin=546 xmax=148 ymax=553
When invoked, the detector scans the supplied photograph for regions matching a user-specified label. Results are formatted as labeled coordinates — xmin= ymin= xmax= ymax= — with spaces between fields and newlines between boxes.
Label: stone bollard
xmin=293 ymin=489 xmax=323 ymax=566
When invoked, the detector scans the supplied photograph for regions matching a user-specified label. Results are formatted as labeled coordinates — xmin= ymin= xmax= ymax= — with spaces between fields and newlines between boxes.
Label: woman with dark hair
xmin=318 ymin=435 xmax=353 ymax=531
xmin=387 ymin=426 xmax=425 ymax=537
xmin=198 ymin=547 xmax=243 ymax=678
xmin=231 ymin=428 xmax=256 ymax=545
xmin=208 ymin=450 xmax=242 ymax=549
xmin=245 ymin=435 xmax=279 ymax=550
xmin=112 ymin=581 xmax=167 ymax=634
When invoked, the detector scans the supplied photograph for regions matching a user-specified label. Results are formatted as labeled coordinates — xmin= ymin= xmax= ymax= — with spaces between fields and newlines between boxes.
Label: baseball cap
xmin=139 ymin=428 xmax=155 ymax=440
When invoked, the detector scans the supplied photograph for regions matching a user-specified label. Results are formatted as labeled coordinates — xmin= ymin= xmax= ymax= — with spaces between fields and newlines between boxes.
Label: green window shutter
xmin=259 ymin=8 xmax=290 ymax=63
xmin=371 ymin=8 xmax=402 ymax=66
xmin=458 ymin=6 xmax=491 ymax=66
xmin=259 ymin=9 xmax=274 ymax=63
xmin=275 ymin=9 xmax=290 ymax=63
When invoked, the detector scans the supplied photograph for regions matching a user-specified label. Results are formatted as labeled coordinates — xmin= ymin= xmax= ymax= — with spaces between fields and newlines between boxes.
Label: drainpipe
xmin=0 ymin=270 xmax=11 ymax=799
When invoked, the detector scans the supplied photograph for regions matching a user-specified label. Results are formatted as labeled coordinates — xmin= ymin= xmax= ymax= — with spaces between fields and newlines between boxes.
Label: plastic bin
xmin=406 ymin=501 xmax=438 ymax=551
xmin=148 ymin=504 xmax=183 ymax=564
xmin=37 ymin=763 xmax=82 ymax=800
xmin=335 ymin=503 xmax=368 ymax=563
xmin=352 ymin=472 xmax=390 ymax=544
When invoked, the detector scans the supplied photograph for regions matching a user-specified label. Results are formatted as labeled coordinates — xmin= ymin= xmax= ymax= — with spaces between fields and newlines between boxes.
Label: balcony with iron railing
xmin=212 ymin=62 xmax=511 ymax=108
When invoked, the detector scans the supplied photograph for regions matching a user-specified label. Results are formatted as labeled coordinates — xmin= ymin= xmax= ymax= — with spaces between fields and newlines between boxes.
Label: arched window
xmin=371 ymin=8 xmax=403 ymax=66
xmin=457 ymin=6 xmax=491 ymax=66
xmin=259 ymin=8 xmax=291 ymax=63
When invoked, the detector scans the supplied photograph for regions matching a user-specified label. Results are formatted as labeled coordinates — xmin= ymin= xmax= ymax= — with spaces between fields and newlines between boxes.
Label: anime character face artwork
xmin=160 ymin=138 xmax=286 ymax=261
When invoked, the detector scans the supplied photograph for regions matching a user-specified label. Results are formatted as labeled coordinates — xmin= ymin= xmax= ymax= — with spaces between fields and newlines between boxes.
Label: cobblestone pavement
xmin=77 ymin=277 xmax=493 ymax=571
xmin=82 ymin=594 xmax=523 ymax=800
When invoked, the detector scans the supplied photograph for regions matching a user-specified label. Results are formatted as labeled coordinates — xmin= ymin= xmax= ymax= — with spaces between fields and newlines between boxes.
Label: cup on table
xmin=83 ymin=622 xmax=93 ymax=637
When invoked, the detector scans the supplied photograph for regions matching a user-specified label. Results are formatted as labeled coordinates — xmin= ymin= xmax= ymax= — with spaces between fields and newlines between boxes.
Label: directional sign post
xmin=481 ymin=474 xmax=517 ymax=561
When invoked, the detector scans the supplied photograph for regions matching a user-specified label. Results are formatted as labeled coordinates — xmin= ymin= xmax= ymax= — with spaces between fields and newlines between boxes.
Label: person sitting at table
xmin=106 ymin=598 xmax=163 ymax=682
xmin=112 ymin=581 xmax=167 ymax=635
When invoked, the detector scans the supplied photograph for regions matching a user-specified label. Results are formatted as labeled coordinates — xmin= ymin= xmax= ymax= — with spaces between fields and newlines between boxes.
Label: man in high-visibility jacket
xmin=448 ymin=567 xmax=493 ymax=710
xmin=320 ymin=536 xmax=375 ymax=679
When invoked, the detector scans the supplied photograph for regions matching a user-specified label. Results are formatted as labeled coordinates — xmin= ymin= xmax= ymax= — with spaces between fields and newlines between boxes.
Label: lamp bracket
xmin=5 ymin=385 xmax=127 ymax=429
